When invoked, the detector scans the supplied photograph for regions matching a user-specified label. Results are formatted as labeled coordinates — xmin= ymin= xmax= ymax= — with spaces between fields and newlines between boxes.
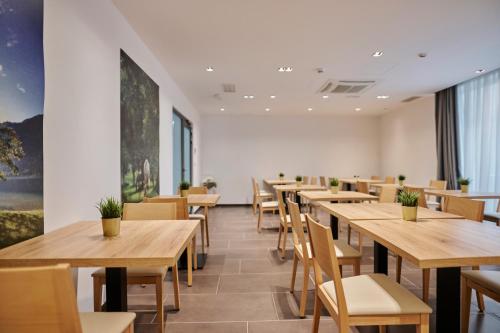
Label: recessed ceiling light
xmin=270 ymin=95 xmax=276 ymax=99
xmin=265 ymin=108 xmax=270 ymax=112
xmin=475 ymin=69 xmax=485 ymax=74
xmin=205 ymin=66 xmax=214 ymax=72
xmin=377 ymin=95 xmax=390 ymax=99
xmin=220 ymin=107 xmax=225 ymax=111
xmin=307 ymin=107 xmax=313 ymax=111
xmin=278 ymin=66 xmax=293 ymax=72
xmin=243 ymin=95 xmax=255 ymax=99
xmin=322 ymin=95 xmax=329 ymax=99
xmin=372 ymin=51 xmax=384 ymax=57
xmin=355 ymin=107 xmax=361 ymax=111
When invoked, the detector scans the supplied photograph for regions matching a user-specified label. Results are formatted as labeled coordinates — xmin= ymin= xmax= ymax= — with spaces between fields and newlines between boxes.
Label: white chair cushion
xmin=92 ymin=267 xmax=166 ymax=277
xmin=462 ymin=270 xmax=500 ymax=295
xmin=322 ymin=274 xmax=432 ymax=315
xmin=80 ymin=312 xmax=136 ymax=333
xmin=189 ymin=213 xmax=206 ymax=220
xmin=261 ymin=201 xmax=278 ymax=208
xmin=296 ymin=241 xmax=360 ymax=259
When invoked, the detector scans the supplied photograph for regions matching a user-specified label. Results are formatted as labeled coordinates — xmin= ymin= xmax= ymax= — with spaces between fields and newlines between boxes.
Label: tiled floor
xmin=128 ymin=206 xmax=500 ymax=333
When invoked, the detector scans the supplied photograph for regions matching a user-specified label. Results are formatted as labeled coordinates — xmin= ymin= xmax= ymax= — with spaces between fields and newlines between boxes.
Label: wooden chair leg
xmin=253 ymin=194 xmax=257 ymax=214
xmin=281 ymin=224 xmax=288 ymax=258
xmin=93 ymin=277 xmax=103 ymax=312
xmin=204 ymin=206 xmax=210 ymax=247
xmin=396 ymin=256 xmax=402 ymax=283
xmin=312 ymin=293 xmax=322 ymax=333
xmin=126 ymin=323 xmax=134 ymax=333
xmin=187 ymin=240 xmax=193 ymax=287
xmin=290 ymin=252 xmax=298 ymax=293
xmin=472 ymin=266 xmax=485 ymax=312
xmin=347 ymin=225 xmax=351 ymax=245
xmin=200 ymin=221 xmax=206 ymax=253
xmin=155 ymin=275 xmax=164 ymax=333
xmin=353 ymin=259 xmax=361 ymax=276
xmin=422 ymin=269 xmax=430 ymax=303
xmin=417 ymin=313 xmax=429 ymax=333
xmin=172 ymin=264 xmax=180 ymax=310
xmin=277 ymin=223 xmax=283 ymax=250
xmin=257 ymin=206 xmax=263 ymax=232
xmin=461 ymin=276 xmax=471 ymax=333
xmin=378 ymin=326 xmax=386 ymax=333
xmin=192 ymin=236 xmax=197 ymax=270
xmin=339 ymin=265 xmax=343 ymax=277
xmin=299 ymin=263 xmax=309 ymax=318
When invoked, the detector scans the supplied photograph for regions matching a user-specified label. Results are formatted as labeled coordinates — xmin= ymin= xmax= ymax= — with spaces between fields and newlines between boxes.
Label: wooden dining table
xmin=339 ymin=178 xmax=383 ymax=191
xmin=264 ymin=179 xmax=296 ymax=186
xmin=275 ymin=184 xmax=325 ymax=207
xmin=349 ymin=218 xmax=500 ymax=333
xmin=0 ymin=219 xmax=199 ymax=312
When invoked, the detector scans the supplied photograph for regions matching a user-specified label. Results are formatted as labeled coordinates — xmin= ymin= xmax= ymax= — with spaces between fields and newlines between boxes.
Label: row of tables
xmin=264 ymin=178 xmax=500 ymax=333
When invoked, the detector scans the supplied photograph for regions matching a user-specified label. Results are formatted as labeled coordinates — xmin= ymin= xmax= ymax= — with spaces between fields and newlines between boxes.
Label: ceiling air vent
xmin=401 ymin=96 xmax=421 ymax=103
xmin=222 ymin=83 xmax=236 ymax=93
xmin=318 ymin=80 xmax=376 ymax=95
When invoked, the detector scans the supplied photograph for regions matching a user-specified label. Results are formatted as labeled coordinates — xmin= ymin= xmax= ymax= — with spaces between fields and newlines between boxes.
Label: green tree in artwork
xmin=0 ymin=125 xmax=25 ymax=180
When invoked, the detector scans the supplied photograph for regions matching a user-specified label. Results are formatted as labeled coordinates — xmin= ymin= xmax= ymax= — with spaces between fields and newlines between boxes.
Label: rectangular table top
xmin=298 ymin=190 xmax=378 ymax=202
xmin=371 ymin=183 xmax=435 ymax=190
xmin=424 ymin=189 xmax=500 ymax=199
xmin=274 ymin=184 xmax=325 ymax=192
xmin=339 ymin=178 xmax=383 ymax=184
xmin=264 ymin=179 xmax=296 ymax=186
xmin=319 ymin=202 xmax=463 ymax=221
xmin=155 ymin=194 xmax=221 ymax=207
xmin=349 ymin=218 xmax=500 ymax=268
xmin=0 ymin=220 xmax=199 ymax=268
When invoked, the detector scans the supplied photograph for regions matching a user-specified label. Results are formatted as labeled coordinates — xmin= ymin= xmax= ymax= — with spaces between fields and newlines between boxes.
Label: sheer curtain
xmin=456 ymin=69 xmax=500 ymax=210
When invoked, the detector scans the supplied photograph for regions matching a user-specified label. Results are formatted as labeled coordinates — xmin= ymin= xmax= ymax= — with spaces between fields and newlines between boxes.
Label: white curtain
xmin=457 ymin=69 xmax=500 ymax=211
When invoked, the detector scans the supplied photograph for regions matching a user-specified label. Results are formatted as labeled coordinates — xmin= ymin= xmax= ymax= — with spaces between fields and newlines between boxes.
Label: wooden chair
xmin=461 ymin=270 xmax=500 ymax=333
xmin=289 ymin=204 xmax=361 ymax=317
xmin=384 ymin=176 xmax=395 ymax=184
xmin=426 ymin=180 xmax=447 ymax=209
xmin=276 ymin=190 xmax=306 ymax=258
xmin=371 ymin=176 xmax=381 ymax=180
xmin=396 ymin=196 xmax=485 ymax=305
xmin=378 ymin=185 xmax=398 ymax=203
xmin=92 ymin=203 xmax=184 ymax=333
xmin=252 ymin=177 xmax=273 ymax=214
xmin=310 ymin=176 xmax=318 ymax=185
xmin=484 ymin=200 xmax=500 ymax=226
xmin=306 ymin=217 xmax=431 ymax=333
xmin=256 ymin=181 xmax=278 ymax=232
xmin=356 ymin=181 xmax=370 ymax=194
xmin=185 ymin=186 xmax=211 ymax=247
xmin=0 ymin=264 xmax=135 ymax=333
xmin=319 ymin=176 xmax=327 ymax=187
xmin=403 ymin=186 xmax=428 ymax=208
xmin=303 ymin=176 xmax=310 ymax=185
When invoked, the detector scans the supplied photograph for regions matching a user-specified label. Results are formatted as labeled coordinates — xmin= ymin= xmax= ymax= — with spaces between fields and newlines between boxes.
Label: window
xmin=172 ymin=109 xmax=192 ymax=193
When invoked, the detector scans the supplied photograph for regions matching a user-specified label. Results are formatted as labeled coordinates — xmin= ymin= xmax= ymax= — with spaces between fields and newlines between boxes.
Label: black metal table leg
xmin=436 ymin=267 xmax=461 ymax=333
xmin=330 ymin=215 xmax=339 ymax=239
xmin=296 ymin=191 xmax=302 ymax=211
xmin=373 ymin=242 xmax=388 ymax=274
xmin=105 ymin=267 xmax=127 ymax=311
xmin=282 ymin=190 xmax=289 ymax=214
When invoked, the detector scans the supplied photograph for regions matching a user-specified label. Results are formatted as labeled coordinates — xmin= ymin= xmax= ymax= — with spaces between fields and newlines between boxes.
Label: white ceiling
xmin=113 ymin=0 xmax=500 ymax=116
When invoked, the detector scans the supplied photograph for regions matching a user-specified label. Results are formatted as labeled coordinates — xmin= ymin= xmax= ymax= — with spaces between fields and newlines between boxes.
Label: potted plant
xmin=330 ymin=178 xmax=340 ymax=194
xmin=279 ymin=172 xmax=284 ymax=180
xmin=96 ymin=197 xmax=122 ymax=237
xmin=296 ymin=175 xmax=303 ymax=187
xmin=202 ymin=177 xmax=217 ymax=191
xmin=179 ymin=180 xmax=190 ymax=197
xmin=398 ymin=174 xmax=406 ymax=186
xmin=399 ymin=190 xmax=419 ymax=222
xmin=458 ymin=177 xmax=471 ymax=193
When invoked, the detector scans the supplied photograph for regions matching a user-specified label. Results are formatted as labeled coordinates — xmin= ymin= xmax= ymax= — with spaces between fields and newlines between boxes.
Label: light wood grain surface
xmin=371 ymin=183 xmax=435 ymax=190
xmin=319 ymin=202 xmax=463 ymax=221
xmin=0 ymin=220 xmax=199 ymax=268
xmin=154 ymin=194 xmax=220 ymax=207
xmin=348 ymin=218 xmax=500 ymax=268
xmin=339 ymin=178 xmax=383 ymax=185
xmin=424 ymin=190 xmax=500 ymax=199
xmin=274 ymin=184 xmax=325 ymax=192
xmin=298 ymin=190 xmax=378 ymax=202
xmin=264 ymin=179 xmax=296 ymax=186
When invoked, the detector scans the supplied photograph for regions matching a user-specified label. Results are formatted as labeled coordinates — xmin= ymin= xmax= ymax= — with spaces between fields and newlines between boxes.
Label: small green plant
xmin=458 ymin=177 xmax=470 ymax=186
xmin=180 ymin=180 xmax=191 ymax=190
xmin=330 ymin=178 xmax=339 ymax=186
xmin=398 ymin=191 xmax=419 ymax=207
xmin=279 ymin=172 xmax=284 ymax=177
xmin=296 ymin=175 xmax=302 ymax=182
xmin=398 ymin=174 xmax=406 ymax=181
xmin=96 ymin=197 xmax=122 ymax=219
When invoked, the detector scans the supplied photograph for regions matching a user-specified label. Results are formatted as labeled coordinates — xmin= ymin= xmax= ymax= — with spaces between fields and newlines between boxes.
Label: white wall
xmin=44 ymin=0 xmax=201 ymax=310
xmin=201 ymin=115 xmax=381 ymax=204
xmin=380 ymin=96 xmax=437 ymax=184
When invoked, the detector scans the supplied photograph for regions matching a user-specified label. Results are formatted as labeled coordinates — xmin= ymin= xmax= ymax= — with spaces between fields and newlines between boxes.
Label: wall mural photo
xmin=120 ymin=50 xmax=160 ymax=203
xmin=0 ymin=0 xmax=44 ymax=248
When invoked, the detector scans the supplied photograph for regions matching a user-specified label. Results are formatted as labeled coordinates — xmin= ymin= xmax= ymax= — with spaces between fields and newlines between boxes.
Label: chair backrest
xmin=403 ymin=186 xmax=428 ymax=208
xmin=251 ymin=177 xmax=258 ymax=196
xmin=429 ymin=179 xmax=447 ymax=190
xmin=288 ymin=200 xmax=308 ymax=258
xmin=378 ymin=185 xmax=398 ymax=203
xmin=319 ymin=176 xmax=327 ymax=187
xmin=303 ymin=176 xmax=309 ymax=185
xmin=444 ymin=196 xmax=485 ymax=222
xmin=310 ymin=176 xmax=318 ymax=185
xmin=0 ymin=264 xmax=82 ymax=333
xmin=143 ymin=196 xmax=189 ymax=219
xmin=187 ymin=186 xmax=208 ymax=195
xmin=384 ymin=176 xmax=395 ymax=184
xmin=356 ymin=181 xmax=370 ymax=194
xmin=306 ymin=214 xmax=347 ymax=316
xmin=371 ymin=175 xmax=381 ymax=180
xmin=276 ymin=189 xmax=287 ymax=221
xmin=123 ymin=203 xmax=177 ymax=220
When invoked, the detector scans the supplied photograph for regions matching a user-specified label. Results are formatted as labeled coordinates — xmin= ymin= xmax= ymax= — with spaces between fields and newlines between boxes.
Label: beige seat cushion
xmin=259 ymin=190 xmax=273 ymax=197
xmin=80 ymin=312 xmax=135 ymax=333
xmin=322 ymin=274 xmax=432 ymax=315
xmin=92 ymin=267 xmax=166 ymax=277
xmin=296 ymin=241 xmax=360 ymax=260
xmin=189 ymin=213 xmax=206 ymax=220
xmin=261 ymin=201 xmax=278 ymax=208
xmin=462 ymin=270 xmax=500 ymax=295
xmin=285 ymin=213 xmax=306 ymax=224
